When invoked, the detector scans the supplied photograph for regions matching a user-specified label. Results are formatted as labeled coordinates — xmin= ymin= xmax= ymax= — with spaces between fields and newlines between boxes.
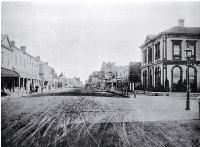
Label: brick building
xmin=140 ymin=19 xmax=200 ymax=92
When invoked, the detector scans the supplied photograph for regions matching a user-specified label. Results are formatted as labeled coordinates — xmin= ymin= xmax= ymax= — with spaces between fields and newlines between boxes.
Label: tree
xmin=59 ymin=72 xmax=64 ymax=78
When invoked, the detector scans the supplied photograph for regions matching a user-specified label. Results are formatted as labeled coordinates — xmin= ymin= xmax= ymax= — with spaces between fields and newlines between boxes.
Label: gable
xmin=1 ymin=36 xmax=12 ymax=51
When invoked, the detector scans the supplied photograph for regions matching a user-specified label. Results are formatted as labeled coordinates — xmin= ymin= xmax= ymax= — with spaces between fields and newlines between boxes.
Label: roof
xmin=1 ymin=34 xmax=7 ymax=42
xmin=1 ymin=34 xmax=12 ymax=51
xmin=141 ymin=26 xmax=200 ymax=48
xmin=161 ymin=26 xmax=200 ymax=34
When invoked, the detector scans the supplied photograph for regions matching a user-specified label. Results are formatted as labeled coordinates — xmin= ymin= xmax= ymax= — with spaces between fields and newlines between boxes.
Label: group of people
xmin=29 ymin=83 xmax=39 ymax=94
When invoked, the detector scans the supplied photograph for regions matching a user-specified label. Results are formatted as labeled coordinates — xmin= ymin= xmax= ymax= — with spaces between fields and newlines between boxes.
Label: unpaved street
xmin=2 ymin=88 xmax=200 ymax=147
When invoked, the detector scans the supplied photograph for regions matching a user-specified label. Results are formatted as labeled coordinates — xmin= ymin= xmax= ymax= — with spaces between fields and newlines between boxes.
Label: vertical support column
xmin=13 ymin=77 xmax=15 ymax=92
xmin=22 ymin=78 xmax=24 ymax=88
xmin=19 ymin=77 xmax=21 ymax=88
xmin=185 ymin=61 xmax=190 ymax=110
xmin=198 ymin=97 xmax=200 ymax=119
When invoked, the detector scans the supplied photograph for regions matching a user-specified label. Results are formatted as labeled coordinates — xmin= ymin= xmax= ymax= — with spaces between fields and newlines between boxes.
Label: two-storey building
xmin=11 ymin=42 xmax=41 ymax=94
xmin=140 ymin=19 xmax=200 ymax=92
xmin=1 ymin=35 xmax=19 ymax=93
xmin=38 ymin=57 xmax=55 ymax=91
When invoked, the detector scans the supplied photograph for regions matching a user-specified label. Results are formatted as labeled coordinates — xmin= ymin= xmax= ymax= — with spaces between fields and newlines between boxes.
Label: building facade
xmin=38 ymin=58 xmax=55 ymax=91
xmin=1 ymin=35 xmax=19 ymax=94
xmin=1 ymin=35 xmax=42 ymax=95
xmin=140 ymin=19 xmax=200 ymax=92
xmin=12 ymin=43 xmax=41 ymax=94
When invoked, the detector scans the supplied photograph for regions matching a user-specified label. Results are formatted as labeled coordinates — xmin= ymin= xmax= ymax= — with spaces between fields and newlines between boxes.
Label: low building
xmin=140 ymin=19 xmax=200 ymax=92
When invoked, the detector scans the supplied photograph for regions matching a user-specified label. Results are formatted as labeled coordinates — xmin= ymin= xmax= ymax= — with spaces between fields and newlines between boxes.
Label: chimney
xmin=178 ymin=19 xmax=185 ymax=27
xmin=36 ymin=56 xmax=40 ymax=60
xmin=11 ymin=41 xmax=15 ymax=46
xmin=20 ymin=46 xmax=26 ymax=52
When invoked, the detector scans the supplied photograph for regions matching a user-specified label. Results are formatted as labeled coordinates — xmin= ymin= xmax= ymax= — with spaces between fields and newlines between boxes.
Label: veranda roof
xmin=1 ymin=67 xmax=19 ymax=77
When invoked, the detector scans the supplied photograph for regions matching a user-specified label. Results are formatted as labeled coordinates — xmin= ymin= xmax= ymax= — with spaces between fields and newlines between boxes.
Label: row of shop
xmin=1 ymin=67 xmax=56 ymax=97
xmin=1 ymin=34 xmax=60 ymax=97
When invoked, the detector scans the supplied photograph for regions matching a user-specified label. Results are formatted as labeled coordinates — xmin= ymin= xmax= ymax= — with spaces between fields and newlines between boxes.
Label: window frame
xmin=186 ymin=40 xmax=197 ymax=60
xmin=148 ymin=47 xmax=153 ymax=64
xmin=143 ymin=49 xmax=147 ymax=64
xmin=155 ymin=42 xmax=160 ymax=60
xmin=172 ymin=40 xmax=182 ymax=60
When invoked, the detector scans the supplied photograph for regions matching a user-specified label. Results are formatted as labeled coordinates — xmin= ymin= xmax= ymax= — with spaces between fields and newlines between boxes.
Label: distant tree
xmin=59 ymin=72 xmax=64 ymax=77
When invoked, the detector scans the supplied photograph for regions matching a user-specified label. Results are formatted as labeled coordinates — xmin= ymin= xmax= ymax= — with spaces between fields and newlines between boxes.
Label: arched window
xmin=173 ymin=67 xmax=181 ymax=84
xmin=155 ymin=67 xmax=161 ymax=86
xmin=148 ymin=68 xmax=153 ymax=87
xmin=143 ymin=70 xmax=147 ymax=87
xmin=171 ymin=65 xmax=182 ymax=92
xmin=188 ymin=66 xmax=197 ymax=92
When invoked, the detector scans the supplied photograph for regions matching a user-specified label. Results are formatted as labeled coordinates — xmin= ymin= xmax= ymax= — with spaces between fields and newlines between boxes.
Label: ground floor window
xmin=143 ymin=70 xmax=147 ymax=87
xmin=188 ymin=67 xmax=197 ymax=92
xmin=172 ymin=65 xmax=182 ymax=92
xmin=148 ymin=69 xmax=153 ymax=87
xmin=155 ymin=67 xmax=161 ymax=86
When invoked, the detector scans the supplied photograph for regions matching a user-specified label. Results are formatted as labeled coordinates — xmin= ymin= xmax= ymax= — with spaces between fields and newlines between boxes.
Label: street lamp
xmin=185 ymin=48 xmax=192 ymax=110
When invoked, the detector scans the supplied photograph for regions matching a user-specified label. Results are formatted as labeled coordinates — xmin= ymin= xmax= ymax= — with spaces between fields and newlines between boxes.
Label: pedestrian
xmin=30 ymin=83 xmax=32 ymax=94
xmin=35 ymin=86 xmax=39 ymax=93
xmin=133 ymin=90 xmax=136 ymax=98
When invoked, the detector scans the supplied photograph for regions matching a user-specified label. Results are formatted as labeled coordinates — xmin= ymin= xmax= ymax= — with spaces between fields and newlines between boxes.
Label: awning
xmin=1 ymin=67 xmax=20 ymax=77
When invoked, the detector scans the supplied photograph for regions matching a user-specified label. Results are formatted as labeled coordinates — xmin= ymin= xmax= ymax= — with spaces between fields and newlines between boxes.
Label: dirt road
xmin=2 ymin=88 xmax=200 ymax=146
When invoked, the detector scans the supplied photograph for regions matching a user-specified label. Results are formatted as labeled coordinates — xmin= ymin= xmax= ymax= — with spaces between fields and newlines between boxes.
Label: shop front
xmin=1 ymin=67 xmax=20 ymax=96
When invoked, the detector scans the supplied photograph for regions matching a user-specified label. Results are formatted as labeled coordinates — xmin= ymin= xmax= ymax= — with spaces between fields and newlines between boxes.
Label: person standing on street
xmin=133 ymin=90 xmax=136 ymax=98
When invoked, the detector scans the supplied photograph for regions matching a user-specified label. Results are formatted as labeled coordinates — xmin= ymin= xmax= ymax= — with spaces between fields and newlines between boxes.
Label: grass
xmin=2 ymin=96 xmax=200 ymax=147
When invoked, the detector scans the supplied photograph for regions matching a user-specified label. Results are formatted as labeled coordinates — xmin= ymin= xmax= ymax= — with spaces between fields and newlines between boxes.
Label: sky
xmin=1 ymin=1 xmax=200 ymax=82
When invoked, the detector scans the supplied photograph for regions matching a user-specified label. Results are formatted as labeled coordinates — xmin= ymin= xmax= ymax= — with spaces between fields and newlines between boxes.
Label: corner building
xmin=140 ymin=19 xmax=200 ymax=92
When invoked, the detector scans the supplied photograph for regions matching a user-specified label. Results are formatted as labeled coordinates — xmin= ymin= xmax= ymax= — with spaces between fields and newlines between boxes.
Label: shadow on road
xmin=29 ymin=87 xmax=128 ymax=98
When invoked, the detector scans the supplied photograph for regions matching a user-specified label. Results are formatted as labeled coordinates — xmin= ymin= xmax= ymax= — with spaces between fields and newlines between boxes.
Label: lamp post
xmin=185 ymin=48 xmax=192 ymax=110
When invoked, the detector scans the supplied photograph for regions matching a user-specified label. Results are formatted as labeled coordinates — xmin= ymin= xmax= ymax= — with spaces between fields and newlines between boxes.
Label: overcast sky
xmin=2 ymin=1 xmax=200 ymax=82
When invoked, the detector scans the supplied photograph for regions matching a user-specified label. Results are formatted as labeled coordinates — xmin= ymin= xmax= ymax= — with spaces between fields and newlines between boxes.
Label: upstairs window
xmin=24 ymin=59 xmax=26 ymax=68
xmin=172 ymin=40 xmax=182 ymax=60
xmin=143 ymin=49 xmax=147 ymax=64
xmin=15 ymin=55 xmax=17 ymax=66
xmin=148 ymin=47 xmax=153 ymax=63
xmin=186 ymin=40 xmax=196 ymax=60
xmin=155 ymin=42 xmax=160 ymax=59
xmin=1 ymin=52 xmax=4 ymax=65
